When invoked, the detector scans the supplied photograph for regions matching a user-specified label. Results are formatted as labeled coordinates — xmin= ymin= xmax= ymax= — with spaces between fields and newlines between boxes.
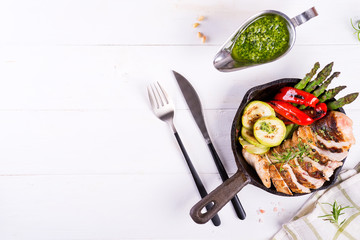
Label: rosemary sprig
xmin=271 ymin=142 xmax=311 ymax=171
xmin=272 ymin=149 xmax=296 ymax=171
xmin=351 ymin=19 xmax=360 ymax=41
xmin=318 ymin=201 xmax=353 ymax=226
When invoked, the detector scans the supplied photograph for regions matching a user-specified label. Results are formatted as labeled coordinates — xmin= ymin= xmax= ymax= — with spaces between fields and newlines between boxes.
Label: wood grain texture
xmin=0 ymin=0 xmax=359 ymax=239
xmin=0 ymin=174 xmax=309 ymax=239
xmin=0 ymin=0 xmax=359 ymax=45
xmin=0 ymin=45 xmax=359 ymax=110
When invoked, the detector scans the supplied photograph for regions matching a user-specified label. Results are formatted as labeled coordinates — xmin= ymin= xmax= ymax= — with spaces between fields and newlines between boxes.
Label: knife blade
xmin=172 ymin=71 xmax=210 ymax=142
xmin=172 ymin=70 xmax=246 ymax=220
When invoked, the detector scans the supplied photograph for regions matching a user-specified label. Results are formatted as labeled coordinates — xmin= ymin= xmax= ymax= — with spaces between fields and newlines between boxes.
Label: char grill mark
xmin=276 ymin=164 xmax=310 ymax=194
xmin=289 ymin=159 xmax=325 ymax=189
xmin=291 ymin=130 xmax=331 ymax=164
xmin=267 ymin=147 xmax=311 ymax=194
xmin=297 ymin=158 xmax=325 ymax=179
xmin=316 ymin=140 xmax=344 ymax=153
xmin=296 ymin=126 xmax=349 ymax=162
xmin=315 ymin=133 xmax=351 ymax=150
xmin=310 ymin=111 xmax=348 ymax=143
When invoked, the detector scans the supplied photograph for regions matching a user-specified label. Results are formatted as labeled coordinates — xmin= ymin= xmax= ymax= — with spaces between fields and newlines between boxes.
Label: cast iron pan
xmin=190 ymin=78 xmax=346 ymax=224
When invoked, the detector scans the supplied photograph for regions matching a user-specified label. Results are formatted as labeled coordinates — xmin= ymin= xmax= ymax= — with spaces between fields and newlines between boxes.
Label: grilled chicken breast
xmin=242 ymin=111 xmax=354 ymax=195
xmin=268 ymin=163 xmax=292 ymax=195
xmin=242 ymin=149 xmax=271 ymax=188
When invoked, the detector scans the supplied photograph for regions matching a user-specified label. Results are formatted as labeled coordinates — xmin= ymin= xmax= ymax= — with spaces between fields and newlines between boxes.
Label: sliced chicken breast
xmin=242 ymin=149 xmax=271 ymax=188
xmin=296 ymin=126 xmax=349 ymax=162
xmin=289 ymin=158 xmax=325 ymax=189
xmin=276 ymin=163 xmax=311 ymax=194
xmin=323 ymin=160 xmax=343 ymax=180
xmin=268 ymin=164 xmax=292 ymax=195
xmin=299 ymin=156 xmax=343 ymax=181
xmin=311 ymin=111 xmax=355 ymax=145
xmin=267 ymin=148 xmax=311 ymax=194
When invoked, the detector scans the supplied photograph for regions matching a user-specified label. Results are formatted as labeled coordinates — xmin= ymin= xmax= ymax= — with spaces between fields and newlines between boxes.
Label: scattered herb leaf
xmin=318 ymin=200 xmax=353 ymax=227
xmin=271 ymin=142 xmax=311 ymax=171
xmin=350 ymin=19 xmax=360 ymax=42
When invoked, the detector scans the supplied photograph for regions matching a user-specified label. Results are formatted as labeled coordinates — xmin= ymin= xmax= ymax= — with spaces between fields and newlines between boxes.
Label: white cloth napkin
xmin=273 ymin=162 xmax=360 ymax=240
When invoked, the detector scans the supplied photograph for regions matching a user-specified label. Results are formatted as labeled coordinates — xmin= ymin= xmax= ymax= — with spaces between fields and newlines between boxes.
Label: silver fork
xmin=147 ymin=82 xmax=221 ymax=226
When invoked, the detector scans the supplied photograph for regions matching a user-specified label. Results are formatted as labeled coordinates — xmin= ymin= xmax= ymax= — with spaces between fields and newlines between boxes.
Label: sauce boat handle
xmin=291 ymin=7 xmax=318 ymax=27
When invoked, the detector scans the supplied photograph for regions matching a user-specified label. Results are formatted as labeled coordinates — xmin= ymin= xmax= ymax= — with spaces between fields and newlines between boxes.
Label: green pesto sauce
xmin=231 ymin=14 xmax=290 ymax=64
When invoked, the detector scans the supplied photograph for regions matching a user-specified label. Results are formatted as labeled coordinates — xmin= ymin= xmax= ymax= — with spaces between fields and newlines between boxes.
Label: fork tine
xmin=153 ymin=82 xmax=165 ymax=107
xmin=147 ymin=86 xmax=156 ymax=109
xmin=157 ymin=82 xmax=170 ymax=105
xmin=150 ymin=84 xmax=160 ymax=108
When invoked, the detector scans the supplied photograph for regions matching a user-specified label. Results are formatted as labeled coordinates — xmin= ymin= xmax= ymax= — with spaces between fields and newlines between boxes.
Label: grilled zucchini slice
xmin=239 ymin=137 xmax=270 ymax=155
xmin=253 ymin=116 xmax=286 ymax=147
xmin=241 ymin=127 xmax=265 ymax=148
xmin=242 ymin=101 xmax=275 ymax=129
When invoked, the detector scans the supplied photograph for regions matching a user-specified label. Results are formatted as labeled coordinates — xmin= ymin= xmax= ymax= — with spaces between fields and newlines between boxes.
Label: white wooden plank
xmin=0 ymin=110 xmax=229 ymax=175
xmin=0 ymin=109 xmax=359 ymax=175
xmin=0 ymin=174 xmax=309 ymax=240
xmin=0 ymin=0 xmax=359 ymax=45
xmin=0 ymin=45 xmax=360 ymax=111
xmin=0 ymin=1 xmax=359 ymax=239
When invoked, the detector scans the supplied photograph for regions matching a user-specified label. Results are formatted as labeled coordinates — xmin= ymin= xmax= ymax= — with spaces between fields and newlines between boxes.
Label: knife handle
xmin=207 ymin=142 xmax=246 ymax=220
xmin=174 ymin=132 xmax=221 ymax=226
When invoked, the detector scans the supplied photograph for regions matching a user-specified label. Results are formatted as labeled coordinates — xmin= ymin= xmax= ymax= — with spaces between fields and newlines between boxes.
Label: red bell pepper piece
xmin=276 ymin=113 xmax=294 ymax=125
xmin=303 ymin=102 xmax=327 ymax=121
xmin=274 ymin=87 xmax=319 ymax=107
xmin=268 ymin=100 xmax=314 ymax=125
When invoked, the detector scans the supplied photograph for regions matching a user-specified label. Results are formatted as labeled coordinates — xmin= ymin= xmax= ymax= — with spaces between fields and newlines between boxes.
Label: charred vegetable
xmin=239 ymin=137 xmax=270 ymax=154
xmin=327 ymin=93 xmax=359 ymax=110
xmin=241 ymin=127 xmax=264 ymax=148
xmin=283 ymin=62 xmax=358 ymax=136
xmin=253 ymin=116 xmax=286 ymax=147
xmin=304 ymin=62 xmax=334 ymax=93
xmin=268 ymin=100 xmax=314 ymax=125
xmin=318 ymin=86 xmax=347 ymax=103
xmin=241 ymin=101 xmax=275 ymax=129
xmin=274 ymin=87 xmax=319 ymax=107
xmin=312 ymin=72 xmax=340 ymax=97
xmin=303 ymin=102 xmax=327 ymax=121
xmin=294 ymin=62 xmax=320 ymax=90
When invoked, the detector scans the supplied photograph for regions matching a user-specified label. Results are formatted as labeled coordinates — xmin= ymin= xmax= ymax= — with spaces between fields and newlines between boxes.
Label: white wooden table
xmin=0 ymin=0 xmax=359 ymax=239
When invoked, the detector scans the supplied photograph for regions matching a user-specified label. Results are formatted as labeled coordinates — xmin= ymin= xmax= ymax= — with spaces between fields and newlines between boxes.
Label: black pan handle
xmin=174 ymin=132 xmax=221 ymax=226
xmin=190 ymin=170 xmax=250 ymax=224
xmin=207 ymin=142 xmax=246 ymax=220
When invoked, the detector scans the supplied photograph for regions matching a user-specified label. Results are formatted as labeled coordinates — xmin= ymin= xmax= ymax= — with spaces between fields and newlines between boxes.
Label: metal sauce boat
xmin=213 ymin=7 xmax=318 ymax=72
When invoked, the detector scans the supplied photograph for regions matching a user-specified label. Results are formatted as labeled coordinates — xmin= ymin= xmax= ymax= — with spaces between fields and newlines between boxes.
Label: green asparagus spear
xmin=327 ymin=93 xmax=359 ymax=110
xmin=294 ymin=62 xmax=320 ymax=90
xmin=319 ymin=86 xmax=347 ymax=103
xmin=312 ymin=72 xmax=340 ymax=97
xmin=304 ymin=62 xmax=334 ymax=93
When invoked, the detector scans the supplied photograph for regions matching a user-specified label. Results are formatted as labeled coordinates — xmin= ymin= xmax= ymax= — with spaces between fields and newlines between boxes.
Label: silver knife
xmin=172 ymin=70 xmax=246 ymax=220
